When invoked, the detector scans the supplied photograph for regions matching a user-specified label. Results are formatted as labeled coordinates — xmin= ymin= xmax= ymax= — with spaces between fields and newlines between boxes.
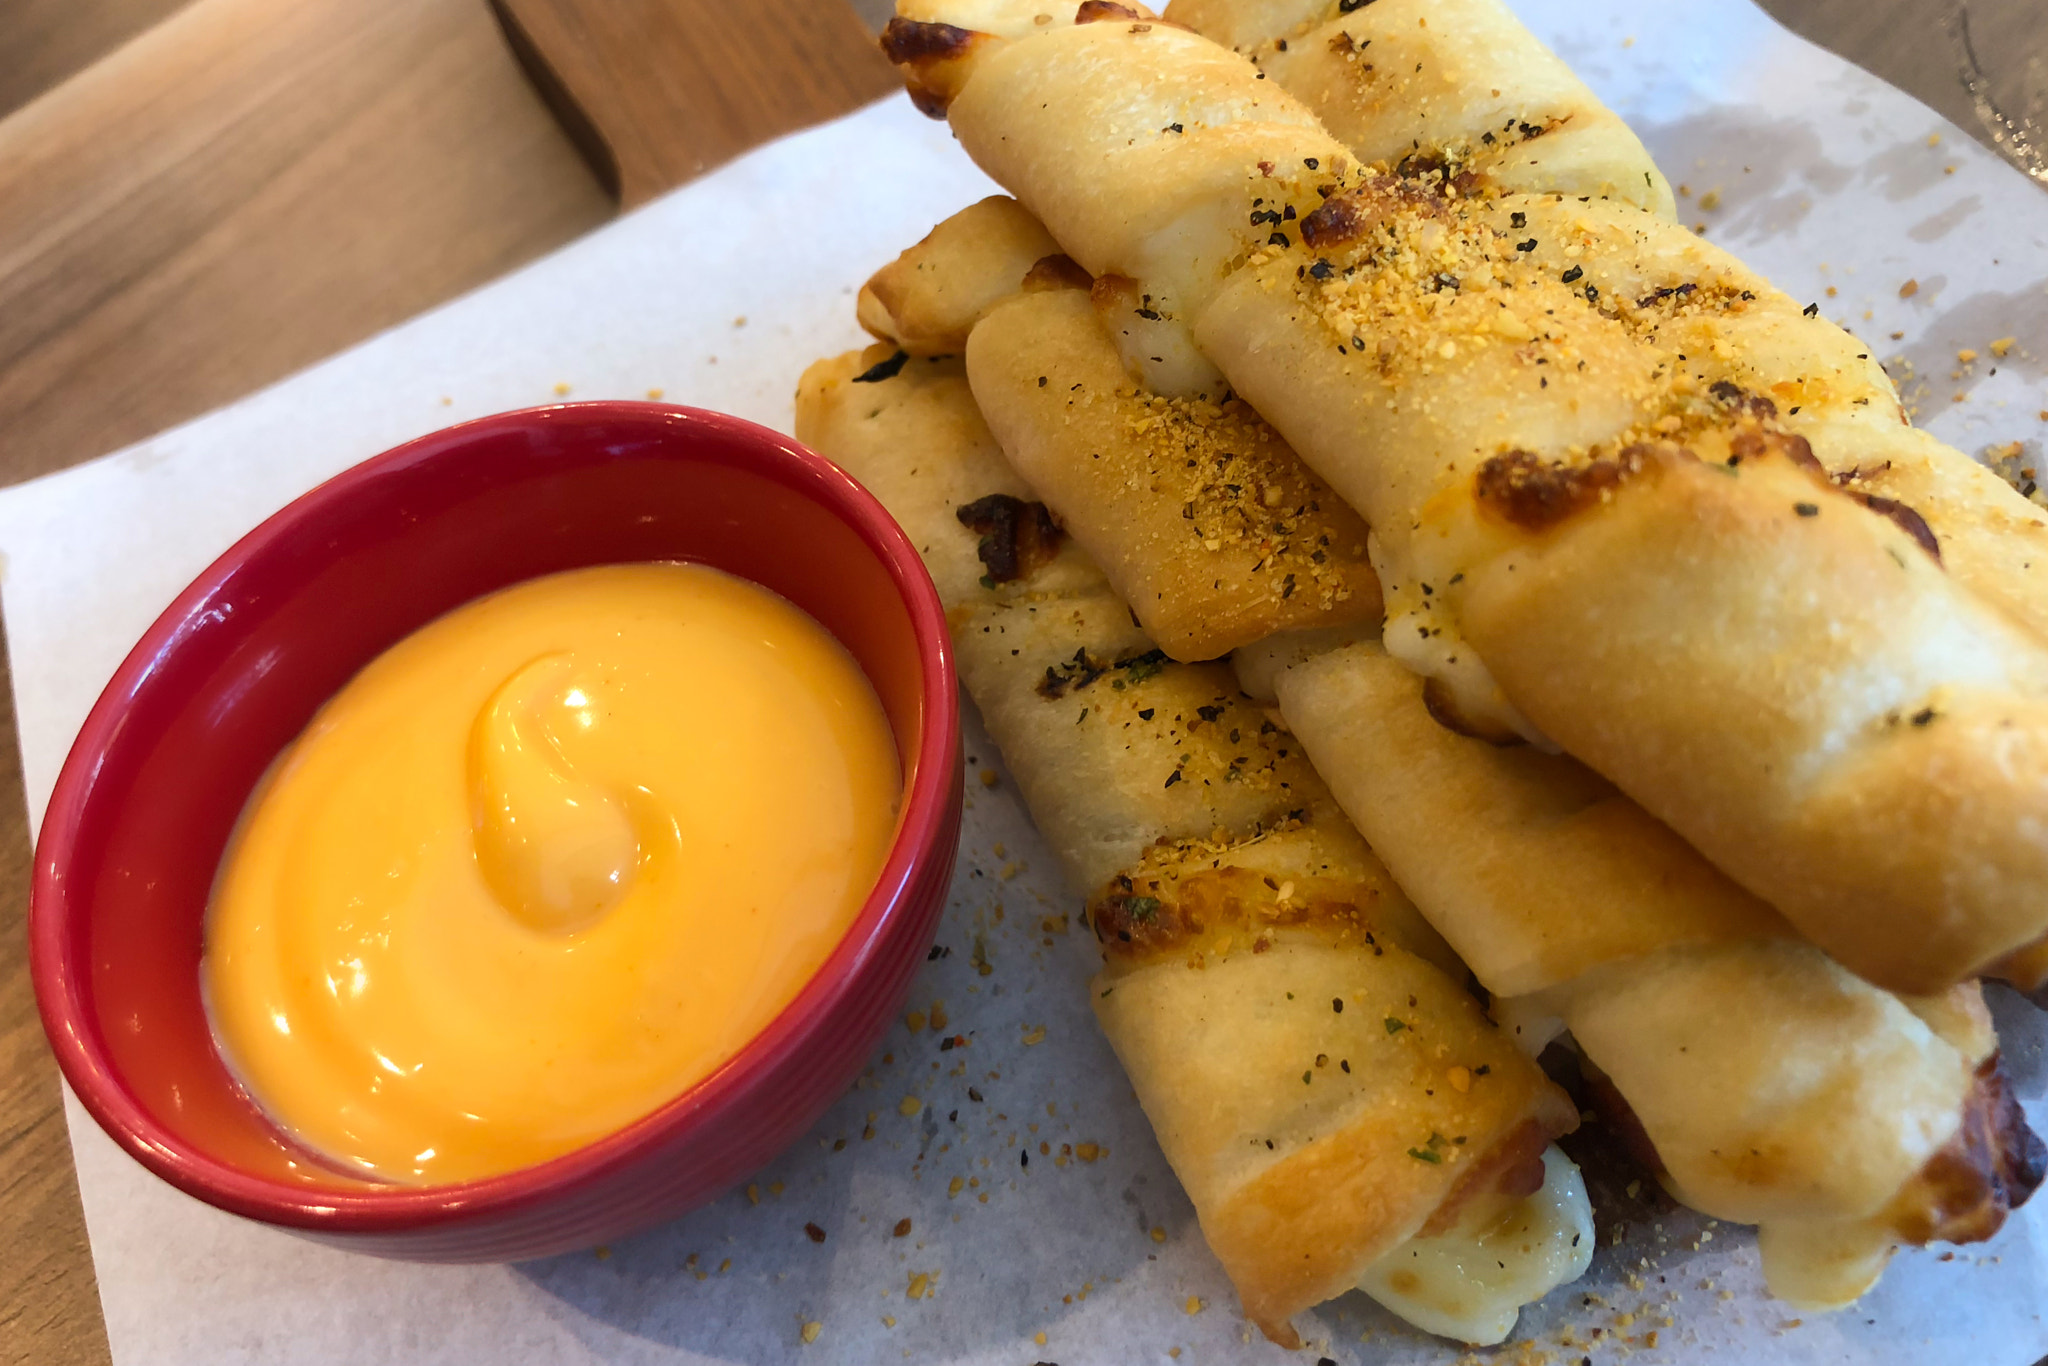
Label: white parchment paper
xmin=3 ymin=2 xmax=2046 ymax=1362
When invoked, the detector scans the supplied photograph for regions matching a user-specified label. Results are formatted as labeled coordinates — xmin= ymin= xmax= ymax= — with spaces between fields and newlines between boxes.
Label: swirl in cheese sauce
xmin=204 ymin=563 xmax=901 ymax=1184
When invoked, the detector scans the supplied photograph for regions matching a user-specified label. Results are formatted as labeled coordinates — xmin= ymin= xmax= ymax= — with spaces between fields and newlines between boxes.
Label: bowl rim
xmin=29 ymin=401 xmax=960 ymax=1233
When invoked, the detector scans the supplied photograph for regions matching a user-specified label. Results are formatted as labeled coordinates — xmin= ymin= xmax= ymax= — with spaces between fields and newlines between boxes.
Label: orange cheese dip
xmin=203 ymin=563 xmax=901 ymax=1184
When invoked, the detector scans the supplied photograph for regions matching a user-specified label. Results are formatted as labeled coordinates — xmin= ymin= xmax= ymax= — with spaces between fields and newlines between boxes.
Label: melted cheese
xmin=204 ymin=563 xmax=900 ymax=1184
xmin=1359 ymin=1145 xmax=1594 ymax=1344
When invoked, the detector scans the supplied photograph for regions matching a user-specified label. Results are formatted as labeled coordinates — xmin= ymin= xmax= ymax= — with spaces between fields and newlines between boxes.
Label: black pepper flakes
xmin=1331 ymin=997 xmax=1344 ymax=1013
xmin=1561 ymin=265 xmax=1584 ymax=284
xmin=1795 ymin=502 xmax=1820 ymax=517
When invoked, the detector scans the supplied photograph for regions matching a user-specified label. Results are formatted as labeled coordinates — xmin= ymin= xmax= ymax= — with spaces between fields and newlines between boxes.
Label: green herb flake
xmin=1126 ymin=896 xmax=1160 ymax=923
xmin=1407 ymin=1147 xmax=1442 ymax=1164
xmin=1384 ymin=1017 xmax=1407 ymax=1035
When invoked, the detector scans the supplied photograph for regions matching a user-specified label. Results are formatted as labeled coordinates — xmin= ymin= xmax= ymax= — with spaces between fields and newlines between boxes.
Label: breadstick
xmin=1170 ymin=0 xmax=1675 ymax=217
xmin=857 ymin=198 xmax=1382 ymax=659
xmin=1271 ymin=641 xmax=2045 ymax=1305
xmin=868 ymin=192 xmax=2043 ymax=1306
xmin=857 ymin=195 xmax=1063 ymax=357
xmin=1170 ymin=0 xmax=2048 ymax=648
xmin=796 ymin=343 xmax=1589 ymax=1346
xmin=971 ymin=286 xmax=1382 ymax=659
xmin=881 ymin=2 xmax=2048 ymax=995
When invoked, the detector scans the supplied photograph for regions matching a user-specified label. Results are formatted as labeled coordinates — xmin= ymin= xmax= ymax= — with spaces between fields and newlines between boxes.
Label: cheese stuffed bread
xmin=796 ymin=344 xmax=1591 ymax=1345
xmin=879 ymin=0 xmax=2048 ymax=997
xmin=859 ymin=193 xmax=2045 ymax=1307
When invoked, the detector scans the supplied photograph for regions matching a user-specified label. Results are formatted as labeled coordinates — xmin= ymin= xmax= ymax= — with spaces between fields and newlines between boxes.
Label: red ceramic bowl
xmin=29 ymin=402 xmax=961 ymax=1260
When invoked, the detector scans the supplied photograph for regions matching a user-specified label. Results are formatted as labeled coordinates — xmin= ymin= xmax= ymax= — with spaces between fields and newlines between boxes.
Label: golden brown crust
xmin=1580 ymin=1047 xmax=2046 ymax=1253
xmin=1089 ymin=821 xmax=1397 ymax=966
xmin=1021 ymin=252 xmax=1093 ymax=292
xmin=1076 ymin=0 xmax=1156 ymax=20
xmin=859 ymin=196 xmax=1064 ymax=356
xmin=1473 ymin=445 xmax=1646 ymax=532
xmin=1414 ymin=1116 xmax=1552 ymax=1237
xmin=880 ymin=17 xmax=997 ymax=117
xmin=1988 ymin=934 xmax=2048 ymax=992
xmin=1176 ymin=0 xmax=1674 ymax=218
xmin=1199 ymin=1015 xmax=1578 ymax=1344
xmin=1884 ymin=1054 xmax=2047 ymax=1246
xmin=968 ymin=287 xmax=1380 ymax=659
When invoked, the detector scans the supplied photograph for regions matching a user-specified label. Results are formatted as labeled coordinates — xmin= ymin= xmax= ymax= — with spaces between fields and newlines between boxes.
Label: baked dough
xmin=796 ymin=342 xmax=1587 ymax=1345
xmin=882 ymin=1 xmax=2048 ymax=995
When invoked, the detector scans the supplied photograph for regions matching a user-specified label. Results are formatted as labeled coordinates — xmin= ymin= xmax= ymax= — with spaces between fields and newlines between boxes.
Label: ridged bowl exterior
xmin=29 ymin=403 xmax=961 ymax=1260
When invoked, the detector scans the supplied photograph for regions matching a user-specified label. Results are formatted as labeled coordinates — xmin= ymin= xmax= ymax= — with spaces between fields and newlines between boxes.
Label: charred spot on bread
xmin=1393 ymin=150 xmax=1484 ymax=198
xmin=1708 ymin=378 xmax=1779 ymax=420
xmin=1299 ymin=176 xmax=1441 ymax=250
xmin=852 ymin=350 xmax=910 ymax=384
xmin=1087 ymin=826 xmax=1390 ymax=965
xmin=1088 ymin=271 xmax=1144 ymax=314
xmin=1076 ymin=0 xmax=1151 ymax=21
xmin=1474 ymin=446 xmax=1647 ymax=531
xmin=957 ymin=493 xmax=1067 ymax=586
xmin=1022 ymin=254 xmax=1093 ymax=292
xmin=1887 ymin=1053 xmax=2046 ymax=1245
xmin=1848 ymin=490 xmax=1943 ymax=564
xmin=879 ymin=15 xmax=980 ymax=62
xmin=1726 ymin=427 xmax=1822 ymax=474
xmin=879 ymin=17 xmax=994 ymax=118
xmin=1034 ymin=645 xmax=1109 ymax=699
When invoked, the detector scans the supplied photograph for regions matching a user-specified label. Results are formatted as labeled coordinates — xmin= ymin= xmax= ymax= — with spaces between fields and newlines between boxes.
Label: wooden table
xmin=0 ymin=3 xmax=2040 ymax=1362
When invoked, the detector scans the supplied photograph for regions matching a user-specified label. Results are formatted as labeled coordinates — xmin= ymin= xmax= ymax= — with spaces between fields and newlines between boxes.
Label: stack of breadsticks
xmin=790 ymin=0 xmax=2048 ymax=1345
xmin=799 ymin=298 xmax=1596 ymax=1349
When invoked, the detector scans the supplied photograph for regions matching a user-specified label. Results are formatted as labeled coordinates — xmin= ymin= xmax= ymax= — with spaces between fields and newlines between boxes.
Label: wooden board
xmin=492 ymin=0 xmax=896 ymax=206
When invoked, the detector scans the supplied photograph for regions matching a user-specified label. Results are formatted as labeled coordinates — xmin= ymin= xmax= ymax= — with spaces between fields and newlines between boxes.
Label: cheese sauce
xmin=204 ymin=563 xmax=901 ymax=1184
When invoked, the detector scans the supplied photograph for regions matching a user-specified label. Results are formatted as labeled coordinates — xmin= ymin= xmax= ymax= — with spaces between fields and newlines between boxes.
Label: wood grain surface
xmin=492 ymin=0 xmax=895 ymax=206
xmin=0 ymin=0 xmax=612 ymax=490
xmin=0 ymin=3 xmax=2042 ymax=1365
